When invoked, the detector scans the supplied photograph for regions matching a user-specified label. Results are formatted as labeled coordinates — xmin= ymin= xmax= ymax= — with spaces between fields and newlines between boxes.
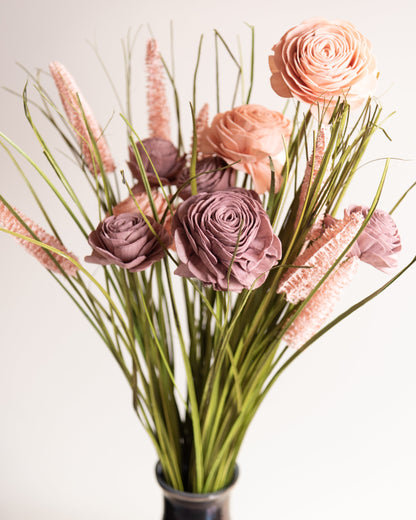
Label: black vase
xmin=156 ymin=462 xmax=239 ymax=520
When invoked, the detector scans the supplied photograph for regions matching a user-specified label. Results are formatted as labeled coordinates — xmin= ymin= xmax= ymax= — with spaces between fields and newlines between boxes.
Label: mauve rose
xmin=176 ymin=156 xmax=236 ymax=200
xmin=269 ymin=18 xmax=378 ymax=118
xmin=127 ymin=137 xmax=185 ymax=189
xmin=199 ymin=104 xmax=292 ymax=194
xmin=345 ymin=205 xmax=401 ymax=273
xmin=172 ymin=188 xmax=282 ymax=292
xmin=85 ymin=213 xmax=171 ymax=272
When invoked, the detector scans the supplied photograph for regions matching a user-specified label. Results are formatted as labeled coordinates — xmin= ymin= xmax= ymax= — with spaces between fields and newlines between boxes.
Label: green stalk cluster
xmin=1 ymin=28 xmax=414 ymax=495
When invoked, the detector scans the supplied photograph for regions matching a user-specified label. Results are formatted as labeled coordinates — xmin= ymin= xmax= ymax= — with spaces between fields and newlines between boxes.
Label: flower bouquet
xmin=0 ymin=17 xmax=414 ymax=517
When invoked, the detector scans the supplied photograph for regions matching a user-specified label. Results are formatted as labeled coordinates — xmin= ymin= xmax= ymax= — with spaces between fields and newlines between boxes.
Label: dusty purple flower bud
xmin=85 ymin=213 xmax=172 ymax=272
xmin=176 ymin=156 xmax=237 ymax=200
xmin=345 ymin=205 xmax=401 ymax=273
xmin=172 ymin=188 xmax=282 ymax=292
xmin=127 ymin=137 xmax=185 ymax=189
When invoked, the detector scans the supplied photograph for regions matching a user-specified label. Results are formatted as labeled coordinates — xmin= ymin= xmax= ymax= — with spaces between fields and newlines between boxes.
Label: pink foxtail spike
xmin=145 ymin=39 xmax=171 ymax=141
xmin=294 ymin=125 xmax=331 ymax=231
xmin=194 ymin=103 xmax=209 ymax=156
xmin=304 ymin=211 xmax=326 ymax=243
xmin=49 ymin=61 xmax=115 ymax=175
xmin=0 ymin=202 xmax=79 ymax=277
xmin=278 ymin=210 xmax=364 ymax=304
xmin=283 ymin=257 xmax=359 ymax=349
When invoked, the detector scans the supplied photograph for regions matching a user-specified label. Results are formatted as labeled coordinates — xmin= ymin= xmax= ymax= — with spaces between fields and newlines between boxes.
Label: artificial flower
xmin=283 ymin=256 xmax=359 ymax=349
xmin=194 ymin=103 xmax=210 ymax=156
xmin=269 ymin=18 xmax=378 ymax=119
xmin=345 ymin=205 xmax=401 ymax=273
xmin=127 ymin=137 xmax=185 ymax=189
xmin=199 ymin=104 xmax=292 ymax=193
xmin=112 ymin=185 xmax=169 ymax=219
xmin=173 ymin=188 xmax=282 ymax=292
xmin=146 ymin=39 xmax=171 ymax=141
xmin=278 ymin=210 xmax=364 ymax=303
xmin=49 ymin=61 xmax=115 ymax=174
xmin=0 ymin=201 xmax=78 ymax=276
xmin=85 ymin=213 xmax=171 ymax=272
xmin=111 ymin=186 xmax=173 ymax=239
xmin=294 ymin=125 xmax=331 ymax=231
xmin=176 ymin=156 xmax=236 ymax=200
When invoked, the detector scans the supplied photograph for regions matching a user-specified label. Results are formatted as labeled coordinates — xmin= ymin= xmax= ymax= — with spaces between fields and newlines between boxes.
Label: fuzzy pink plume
xmin=0 ymin=202 xmax=79 ymax=276
xmin=194 ymin=103 xmax=209 ymax=156
xmin=294 ymin=125 xmax=331 ymax=234
xmin=283 ymin=256 xmax=359 ymax=349
xmin=146 ymin=39 xmax=171 ymax=141
xmin=49 ymin=61 xmax=115 ymax=175
xmin=278 ymin=210 xmax=364 ymax=303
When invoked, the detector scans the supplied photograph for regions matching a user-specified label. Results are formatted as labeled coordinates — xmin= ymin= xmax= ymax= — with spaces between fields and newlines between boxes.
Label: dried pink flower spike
xmin=49 ymin=61 xmax=115 ymax=175
xmin=278 ymin=210 xmax=364 ymax=303
xmin=304 ymin=211 xmax=326 ymax=243
xmin=294 ymin=125 xmax=331 ymax=231
xmin=283 ymin=256 xmax=359 ymax=349
xmin=194 ymin=103 xmax=209 ymax=156
xmin=0 ymin=202 xmax=79 ymax=276
xmin=146 ymin=39 xmax=171 ymax=141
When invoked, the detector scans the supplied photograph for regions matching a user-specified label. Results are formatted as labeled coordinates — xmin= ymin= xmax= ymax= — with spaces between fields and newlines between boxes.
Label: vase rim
xmin=155 ymin=461 xmax=239 ymax=500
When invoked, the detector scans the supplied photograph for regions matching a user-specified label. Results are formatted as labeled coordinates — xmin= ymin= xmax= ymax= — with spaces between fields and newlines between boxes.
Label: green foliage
xmin=1 ymin=27 xmax=413 ymax=494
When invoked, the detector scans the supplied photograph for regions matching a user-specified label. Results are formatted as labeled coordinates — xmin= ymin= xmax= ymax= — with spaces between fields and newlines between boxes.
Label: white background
xmin=0 ymin=0 xmax=415 ymax=519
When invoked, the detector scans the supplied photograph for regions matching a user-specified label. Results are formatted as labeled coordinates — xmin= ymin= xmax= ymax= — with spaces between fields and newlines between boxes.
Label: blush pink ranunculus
xmin=269 ymin=18 xmax=378 ymax=119
xmin=199 ymin=104 xmax=292 ymax=194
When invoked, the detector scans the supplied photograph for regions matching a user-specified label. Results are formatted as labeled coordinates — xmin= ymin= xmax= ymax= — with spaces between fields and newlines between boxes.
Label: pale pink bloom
xmin=112 ymin=186 xmax=168 ymax=218
xmin=294 ymin=125 xmax=331 ymax=232
xmin=278 ymin=210 xmax=363 ymax=303
xmin=283 ymin=256 xmax=359 ymax=349
xmin=146 ymin=39 xmax=170 ymax=141
xmin=200 ymin=104 xmax=292 ymax=194
xmin=0 ymin=202 xmax=78 ymax=276
xmin=269 ymin=18 xmax=378 ymax=120
xmin=112 ymin=186 xmax=173 ymax=235
xmin=49 ymin=62 xmax=115 ymax=175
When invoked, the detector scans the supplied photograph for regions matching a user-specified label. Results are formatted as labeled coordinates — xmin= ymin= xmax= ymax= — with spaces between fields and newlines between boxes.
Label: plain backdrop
xmin=0 ymin=0 xmax=415 ymax=519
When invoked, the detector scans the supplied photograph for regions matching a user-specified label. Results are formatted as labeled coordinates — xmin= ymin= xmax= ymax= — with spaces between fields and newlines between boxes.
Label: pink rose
xmin=345 ymin=205 xmax=401 ymax=273
xmin=269 ymin=18 xmax=378 ymax=118
xmin=176 ymin=156 xmax=236 ymax=200
xmin=199 ymin=104 xmax=292 ymax=194
xmin=172 ymin=188 xmax=282 ymax=292
xmin=127 ymin=137 xmax=185 ymax=190
xmin=85 ymin=213 xmax=171 ymax=272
